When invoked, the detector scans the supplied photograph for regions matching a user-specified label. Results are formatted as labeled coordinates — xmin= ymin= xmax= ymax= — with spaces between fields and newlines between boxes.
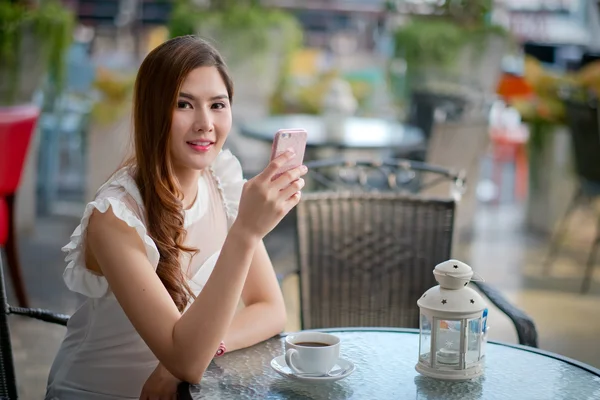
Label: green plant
xmin=394 ymin=20 xmax=504 ymax=72
xmin=390 ymin=0 xmax=508 ymax=104
xmin=168 ymin=0 xmax=302 ymax=67
xmin=0 ymin=0 xmax=74 ymax=105
xmin=169 ymin=0 xmax=302 ymax=116
xmin=434 ymin=0 xmax=494 ymax=28
xmin=506 ymin=56 xmax=600 ymax=190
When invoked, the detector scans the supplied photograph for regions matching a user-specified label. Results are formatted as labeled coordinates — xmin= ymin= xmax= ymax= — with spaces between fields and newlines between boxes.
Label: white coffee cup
xmin=284 ymin=332 xmax=340 ymax=375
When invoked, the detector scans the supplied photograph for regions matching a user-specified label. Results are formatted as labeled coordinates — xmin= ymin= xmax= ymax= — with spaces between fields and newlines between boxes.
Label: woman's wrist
xmin=157 ymin=362 xmax=179 ymax=380
xmin=229 ymin=220 xmax=261 ymax=247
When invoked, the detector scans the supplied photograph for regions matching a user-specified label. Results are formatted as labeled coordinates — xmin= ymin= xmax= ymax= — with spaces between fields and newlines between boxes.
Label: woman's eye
xmin=212 ymin=102 xmax=226 ymax=110
xmin=177 ymin=101 xmax=192 ymax=109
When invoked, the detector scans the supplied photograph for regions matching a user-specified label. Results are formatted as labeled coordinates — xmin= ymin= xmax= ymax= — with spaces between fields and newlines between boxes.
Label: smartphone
xmin=270 ymin=128 xmax=307 ymax=180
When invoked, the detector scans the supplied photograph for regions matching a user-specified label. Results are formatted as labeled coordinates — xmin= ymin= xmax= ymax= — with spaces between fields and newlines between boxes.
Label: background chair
xmin=36 ymin=41 xmax=96 ymax=216
xmin=288 ymin=158 xmax=538 ymax=347
xmin=423 ymin=117 xmax=492 ymax=246
xmin=0 ymin=105 xmax=41 ymax=308
xmin=543 ymin=93 xmax=600 ymax=293
xmin=0 ymin=244 xmax=69 ymax=399
xmin=301 ymin=157 xmax=466 ymax=197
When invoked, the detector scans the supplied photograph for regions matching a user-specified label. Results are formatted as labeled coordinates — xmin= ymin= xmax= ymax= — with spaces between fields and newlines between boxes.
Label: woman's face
xmin=169 ymin=66 xmax=232 ymax=173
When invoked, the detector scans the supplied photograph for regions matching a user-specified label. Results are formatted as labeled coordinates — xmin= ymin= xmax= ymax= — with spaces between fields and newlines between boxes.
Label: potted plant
xmin=0 ymin=0 xmax=74 ymax=239
xmin=168 ymin=0 xmax=303 ymax=109
xmin=506 ymin=56 xmax=600 ymax=234
xmin=389 ymin=0 xmax=509 ymax=108
xmin=0 ymin=0 xmax=74 ymax=107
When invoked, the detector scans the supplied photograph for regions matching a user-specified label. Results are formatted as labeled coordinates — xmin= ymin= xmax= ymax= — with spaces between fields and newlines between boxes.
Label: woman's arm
xmin=139 ymin=240 xmax=285 ymax=397
xmin=89 ymin=211 xmax=258 ymax=384
xmin=87 ymin=152 xmax=306 ymax=384
xmin=223 ymin=241 xmax=286 ymax=352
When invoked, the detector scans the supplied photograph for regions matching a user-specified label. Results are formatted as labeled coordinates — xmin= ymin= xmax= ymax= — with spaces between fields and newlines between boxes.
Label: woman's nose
xmin=194 ymin=110 xmax=213 ymax=132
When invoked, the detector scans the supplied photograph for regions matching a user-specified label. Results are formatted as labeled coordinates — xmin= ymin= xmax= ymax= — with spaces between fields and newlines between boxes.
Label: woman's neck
xmin=175 ymin=168 xmax=202 ymax=210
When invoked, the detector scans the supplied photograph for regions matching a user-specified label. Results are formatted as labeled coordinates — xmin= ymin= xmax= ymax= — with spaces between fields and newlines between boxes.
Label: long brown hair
xmin=128 ymin=36 xmax=234 ymax=312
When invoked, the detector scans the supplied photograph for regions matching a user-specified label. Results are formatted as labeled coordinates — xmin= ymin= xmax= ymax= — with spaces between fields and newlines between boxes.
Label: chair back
xmin=0 ymin=105 xmax=40 ymax=196
xmin=563 ymin=95 xmax=600 ymax=183
xmin=304 ymin=157 xmax=465 ymax=200
xmin=0 ymin=253 xmax=18 ymax=399
xmin=296 ymin=191 xmax=456 ymax=330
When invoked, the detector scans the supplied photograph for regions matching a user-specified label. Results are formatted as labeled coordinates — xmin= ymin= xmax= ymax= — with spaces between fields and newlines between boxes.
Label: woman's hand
xmin=234 ymin=149 xmax=308 ymax=240
xmin=139 ymin=363 xmax=181 ymax=400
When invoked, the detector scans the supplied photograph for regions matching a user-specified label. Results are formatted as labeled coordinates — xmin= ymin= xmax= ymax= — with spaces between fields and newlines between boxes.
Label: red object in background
xmin=491 ymin=73 xmax=532 ymax=204
xmin=0 ymin=104 xmax=41 ymax=308
xmin=0 ymin=105 xmax=40 ymax=195
xmin=496 ymin=72 xmax=534 ymax=101
xmin=489 ymin=126 xmax=529 ymax=204
xmin=0 ymin=198 xmax=7 ymax=247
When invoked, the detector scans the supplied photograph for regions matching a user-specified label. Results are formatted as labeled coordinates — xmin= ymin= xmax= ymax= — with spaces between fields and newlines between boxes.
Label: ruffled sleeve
xmin=61 ymin=197 xmax=160 ymax=298
xmin=209 ymin=149 xmax=246 ymax=228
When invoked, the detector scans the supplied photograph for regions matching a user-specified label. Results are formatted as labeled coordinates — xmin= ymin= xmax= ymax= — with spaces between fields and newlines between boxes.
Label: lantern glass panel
xmin=466 ymin=318 xmax=482 ymax=366
xmin=419 ymin=314 xmax=432 ymax=365
xmin=435 ymin=319 xmax=462 ymax=369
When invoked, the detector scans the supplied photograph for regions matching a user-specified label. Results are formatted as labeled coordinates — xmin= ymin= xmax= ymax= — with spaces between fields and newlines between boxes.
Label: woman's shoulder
xmin=94 ymin=166 xmax=144 ymax=206
xmin=61 ymin=166 xmax=159 ymax=298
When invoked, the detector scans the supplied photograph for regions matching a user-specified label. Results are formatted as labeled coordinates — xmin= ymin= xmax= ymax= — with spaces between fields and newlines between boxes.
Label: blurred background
xmin=2 ymin=0 xmax=600 ymax=397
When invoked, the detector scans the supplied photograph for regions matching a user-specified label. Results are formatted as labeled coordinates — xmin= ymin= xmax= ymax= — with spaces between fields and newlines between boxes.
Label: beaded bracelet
xmin=214 ymin=341 xmax=226 ymax=358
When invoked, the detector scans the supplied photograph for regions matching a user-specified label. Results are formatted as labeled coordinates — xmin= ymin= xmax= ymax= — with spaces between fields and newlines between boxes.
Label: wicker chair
xmin=290 ymin=159 xmax=538 ymax=347
xmin=543 ymin=93 xmax=600 ymax=293
xmin=0 ymin=252 xmax=69 ymax=399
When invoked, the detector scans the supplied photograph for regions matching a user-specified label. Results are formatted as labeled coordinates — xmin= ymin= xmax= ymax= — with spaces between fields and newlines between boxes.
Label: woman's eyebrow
xmin=178 ymin=92 xmax=228 ymax=101
xmin=179 ymin=92 xmax=196 ymax=101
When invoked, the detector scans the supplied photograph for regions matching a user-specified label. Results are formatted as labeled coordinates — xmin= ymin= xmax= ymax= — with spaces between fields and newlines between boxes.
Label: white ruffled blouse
xmin=45 ymin=150 xmax=245 ymax=400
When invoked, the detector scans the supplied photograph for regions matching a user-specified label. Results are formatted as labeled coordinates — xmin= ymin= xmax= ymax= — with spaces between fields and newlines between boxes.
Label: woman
xmin=45 ymin=35 xmax=307 ymax=399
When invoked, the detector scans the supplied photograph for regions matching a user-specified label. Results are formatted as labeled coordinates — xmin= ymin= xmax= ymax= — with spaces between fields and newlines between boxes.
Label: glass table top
xmin=184 ymin=328 xmax=600 ymax=400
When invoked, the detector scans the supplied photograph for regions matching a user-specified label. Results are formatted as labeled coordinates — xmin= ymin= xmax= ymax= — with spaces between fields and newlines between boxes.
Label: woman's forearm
xmin=152 ymin=302 xmax=285 ymax=384
xmin=223 ymin=301 xmax=287 ymax=352
xmin=171 ymin=222 xmax=259 ymax=382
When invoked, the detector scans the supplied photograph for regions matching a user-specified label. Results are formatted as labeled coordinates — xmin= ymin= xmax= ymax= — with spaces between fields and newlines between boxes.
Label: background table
xmin=239 ymin=114 xmax=425 ymax=151
xmin=180 ymin=328 xmax=600 ymax=399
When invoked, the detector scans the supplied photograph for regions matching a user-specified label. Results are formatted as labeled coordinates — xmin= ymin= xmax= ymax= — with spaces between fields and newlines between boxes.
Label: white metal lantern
xmin=415 ymin=259 xmax=489 ymax=381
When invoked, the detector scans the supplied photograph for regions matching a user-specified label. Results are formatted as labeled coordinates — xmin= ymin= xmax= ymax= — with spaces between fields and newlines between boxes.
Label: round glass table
xmin=239 ymin=114 xmax=425 ymax=151
xmin=180 ymin=328 xmax=600 ymax=399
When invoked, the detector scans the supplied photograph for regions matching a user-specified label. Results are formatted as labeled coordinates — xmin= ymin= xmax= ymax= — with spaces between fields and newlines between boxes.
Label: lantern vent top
xmin=417 ymin=259 xmax=487 ymax=314
xmin=434 ymin=259 xmax=482 ymax=290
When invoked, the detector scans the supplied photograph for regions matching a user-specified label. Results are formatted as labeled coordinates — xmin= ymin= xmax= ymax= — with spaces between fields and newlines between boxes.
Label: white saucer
xmin=270 ymin=355 xmax=355 ymax=383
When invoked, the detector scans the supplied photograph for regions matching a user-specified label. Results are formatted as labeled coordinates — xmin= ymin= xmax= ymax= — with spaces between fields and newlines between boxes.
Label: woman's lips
xmin=186 ymin=140 xmax=214 ymax=152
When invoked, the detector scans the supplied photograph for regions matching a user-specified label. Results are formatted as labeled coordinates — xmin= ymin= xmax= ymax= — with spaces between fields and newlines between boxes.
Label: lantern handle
xmin=470 ymin=272 xmax=485 ymax=283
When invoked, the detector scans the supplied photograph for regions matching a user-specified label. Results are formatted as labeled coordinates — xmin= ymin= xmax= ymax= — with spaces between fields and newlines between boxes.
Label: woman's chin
xmin=174 ymin=147 xmax=221 ymax=172
xmin=188 ymin=156 xmax=217 ymax=171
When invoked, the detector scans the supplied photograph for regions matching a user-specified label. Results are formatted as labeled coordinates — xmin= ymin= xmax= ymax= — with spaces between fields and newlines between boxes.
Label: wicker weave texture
xmin=296 ymin=192 xmax=455 ymax=330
